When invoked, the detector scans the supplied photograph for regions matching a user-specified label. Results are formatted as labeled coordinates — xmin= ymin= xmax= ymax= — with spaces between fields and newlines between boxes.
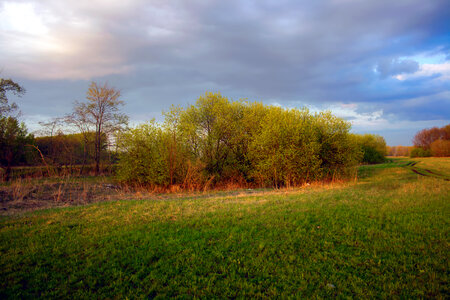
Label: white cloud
xmin=325 ymin=102 xmax=448 ymax=142
xmin=0 ymin=0 xmax=140 ymax=80
xmin=304 ymin=102 xmax=386 ymax=128
xmin=395 ymin=62 xmax=450 ymax=81
xmin=0 ymin=2 xmax=49 ymax=35
xmin=306 ymin=102 xmax=448 ymax=136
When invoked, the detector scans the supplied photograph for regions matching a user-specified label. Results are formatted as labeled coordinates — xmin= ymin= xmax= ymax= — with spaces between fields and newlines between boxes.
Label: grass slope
xmin=1 ymin=160 xmax=449 ymax=298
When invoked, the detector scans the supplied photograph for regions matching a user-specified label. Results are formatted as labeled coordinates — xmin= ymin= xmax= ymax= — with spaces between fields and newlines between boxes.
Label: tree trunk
xmin=80 ymin=142 xmax=86 ymax=176
xmin=95 ymin=131 xmax=101 ymax=175
xmin=4 ymin=165 xmax=11 ymax=182
xmin=95 ymin=146 xmax=100 ymax=175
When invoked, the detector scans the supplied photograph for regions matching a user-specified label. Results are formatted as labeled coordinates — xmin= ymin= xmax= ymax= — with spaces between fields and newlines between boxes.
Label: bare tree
xmin=38 ymin=118 xmax=63 ymax=138
xmin=65 ymin=108 xmax=92 ymax=174
xmin=69 ymin=82 xmax=128 ymax=175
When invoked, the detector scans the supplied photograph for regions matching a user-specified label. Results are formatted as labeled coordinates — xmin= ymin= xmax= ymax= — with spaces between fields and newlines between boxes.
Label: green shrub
xmin=314 ymin=112 xmax=362 ymax=178
xmin=248 ymin=107 xmax=321 ymax=187
xmin=353 ymin=134 xmax=387 ymax=164
xmin=410 ymin=147 xmax=432 ymax=158
xmin=116 ymin=93 xmax=371 ymax=188
xmin=117 ymin=121 xmax=172 ymax=186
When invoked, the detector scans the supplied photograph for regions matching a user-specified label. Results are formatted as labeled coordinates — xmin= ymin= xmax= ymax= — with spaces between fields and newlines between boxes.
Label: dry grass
xmin=10 ymin=178 xmax=34 ymax=203
xmin=1 ymin=157 xmax=447 ymax=216
xmin=0 ymin=173 xmax=351 ymax=216
xmin=0 ymin=176 xmax=119 ymax=215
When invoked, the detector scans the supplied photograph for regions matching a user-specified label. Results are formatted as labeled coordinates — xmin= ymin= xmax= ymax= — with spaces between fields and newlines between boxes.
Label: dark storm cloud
xmin=112 ymin=0 xmax=449 ymax=115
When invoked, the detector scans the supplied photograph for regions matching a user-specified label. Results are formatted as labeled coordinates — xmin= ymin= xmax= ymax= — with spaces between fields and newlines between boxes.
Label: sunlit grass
xmin=411 ymin=157 xmax=450 ymax=177
xmin=0 ymin=159 xmax=449 ymax=298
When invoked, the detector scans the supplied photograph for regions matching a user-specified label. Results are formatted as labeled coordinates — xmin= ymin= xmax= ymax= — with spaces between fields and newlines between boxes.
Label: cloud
xmin=0 ymin=0 xmax=449 ymax=145
xmin=380 ymin=91 xmax=450 ymax=121
xmin=376 ymin=58 xmax=419 ymax=78
xmin=395 ymin=62 xmax=450 ymax=81
xmin=0 ymin=0 xmax=144 ymax=79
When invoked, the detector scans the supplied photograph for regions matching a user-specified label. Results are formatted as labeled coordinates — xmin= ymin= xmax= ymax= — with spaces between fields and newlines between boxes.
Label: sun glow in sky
xmin=0 ymin=2 xmax=48 ymax=35
xmin=0 ymin=0 xmax=449 ymax=145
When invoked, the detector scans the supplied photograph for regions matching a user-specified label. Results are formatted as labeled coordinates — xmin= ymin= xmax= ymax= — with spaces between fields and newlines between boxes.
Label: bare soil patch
xmin=0 ymin=180 xmax=124 ymax=215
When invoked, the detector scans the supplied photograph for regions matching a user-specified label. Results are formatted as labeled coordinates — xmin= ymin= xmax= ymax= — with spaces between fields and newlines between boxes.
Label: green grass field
xmin=1 ymin=158 xmax=449 ymax=298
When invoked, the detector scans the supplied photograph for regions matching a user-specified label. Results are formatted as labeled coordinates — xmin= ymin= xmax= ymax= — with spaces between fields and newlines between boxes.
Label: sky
xmin=1 ymin=0 xmax=449 ymax=146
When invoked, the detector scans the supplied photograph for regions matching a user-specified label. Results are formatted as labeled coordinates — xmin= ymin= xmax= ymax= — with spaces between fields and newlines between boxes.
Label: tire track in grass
xmin=402 ymin=160 xmax=450 ymax=181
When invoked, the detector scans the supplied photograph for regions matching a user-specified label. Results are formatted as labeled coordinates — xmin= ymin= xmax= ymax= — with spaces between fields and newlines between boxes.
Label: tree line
xmin=1 ymin=79 xmax=388 ymax=186
xmin=411 ymin=124 xmax=450 ymax=157
xmin=386 ymin=145 xmax=414 ymax=157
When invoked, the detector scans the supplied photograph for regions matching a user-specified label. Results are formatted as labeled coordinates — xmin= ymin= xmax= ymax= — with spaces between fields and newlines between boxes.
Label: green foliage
xmin=314 ymin=111 xmax=362 ymax=177
xmin=1 ymin=160 xmax=448 ymax=298
xmin=0 ymin=117 xmax=35 ymax=180
xmin=116 ymin=121 xmax=168 ymax=186
xmin=353 ymin=134 xmax=387 ymax=164
xmin=116 ymin=92 xmax=364 ymax=187
xmin=249 ymin=107 xmax=321 ymax=187
xmin=116 ymin=121 xmax=191 ymax=186
xmin=178 ymin=92 xmax=242 ymax=180
xmin=410 ymin=147 xmax=432 ymax=158
xmin=0 ymin=79 xmax=36 ymax=180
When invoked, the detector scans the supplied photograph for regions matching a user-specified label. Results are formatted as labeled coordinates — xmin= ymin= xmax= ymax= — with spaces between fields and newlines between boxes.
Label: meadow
xmin=0 ymin=158 xmax=449 ymax=298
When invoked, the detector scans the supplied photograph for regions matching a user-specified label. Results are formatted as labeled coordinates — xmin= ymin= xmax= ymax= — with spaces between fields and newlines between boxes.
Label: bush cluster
xmin=352 ymin=134 xmax=387 ymax=164
xmin=410 ymin=147 xmax=432 ymax=158
xmin=116 ymin=93 xmax=384 ymax=188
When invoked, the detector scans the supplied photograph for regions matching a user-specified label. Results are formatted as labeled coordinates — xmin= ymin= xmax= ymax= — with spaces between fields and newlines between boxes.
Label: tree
xmin=70 ymin=82 xmax=128 ymax=175
xmin=430 ymin=139 xmax=450 ymax=157
xmin=413 ymin=126 xmax=447 ymax=149
xmin=65 ymin=108 xmax=94 ymax=174
xmin=248 ymin=107 xmax=321 ymax=187
xmin=314 ymin=111 xmax=361 ymax=178
xmin=35 ymin=132 xmax=94 ymax=167
xmin=0 ymin=117 xmax=34 ymax=180
xmin=1 ymin=78 xmax=25 ymax=118
xmin=115 ymin=92 xmax=371 ymax=189
xmin=410 ymin=147 xmax=431 ymax=158
xmin=412 ymin=124 xmax=450 ymax=157
xmin=178 ymin=92 xmax=242 ymax=181
xmin=387 ymin=145 xmax=413 ymax=157
xmin=163 ymin=105 xmax=192 ymax=185
xmin=0 ymin=78 xmax=34 ymax=181
xmin=117 ymin=121 xmax=172 ymax=186
xmin=353 ymin=134 xmax=387 ymax=164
